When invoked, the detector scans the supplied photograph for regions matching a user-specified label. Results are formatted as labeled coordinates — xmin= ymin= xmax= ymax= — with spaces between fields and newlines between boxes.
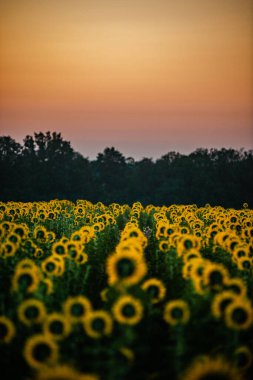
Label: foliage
xmin=1 ymin=132 xmax=253 ymax=207
xmin=0 ymin=200 xmax=253 ymax=380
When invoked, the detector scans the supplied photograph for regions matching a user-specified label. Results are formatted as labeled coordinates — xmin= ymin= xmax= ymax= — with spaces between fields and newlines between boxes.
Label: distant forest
xmin=0 ymin=131 xmax=252 ymax=207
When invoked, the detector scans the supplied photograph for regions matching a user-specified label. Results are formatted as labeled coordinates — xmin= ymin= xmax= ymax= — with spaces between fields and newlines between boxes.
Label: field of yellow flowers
xmin=0 ymin=200 xmax=253 ymax=380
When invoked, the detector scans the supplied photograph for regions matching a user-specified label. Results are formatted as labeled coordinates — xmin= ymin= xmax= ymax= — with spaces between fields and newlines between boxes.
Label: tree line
xmin=0 ymin=131 xmax=252 ymax=207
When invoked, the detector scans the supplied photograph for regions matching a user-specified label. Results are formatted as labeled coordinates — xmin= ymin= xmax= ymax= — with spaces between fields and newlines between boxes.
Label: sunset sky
xmin=0 ymin=0 xmax=253 ymax=159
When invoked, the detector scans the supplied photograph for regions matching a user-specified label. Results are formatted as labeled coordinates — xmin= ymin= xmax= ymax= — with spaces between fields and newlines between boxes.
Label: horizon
xmin=1 ymin=130 xmax=251 ymax=161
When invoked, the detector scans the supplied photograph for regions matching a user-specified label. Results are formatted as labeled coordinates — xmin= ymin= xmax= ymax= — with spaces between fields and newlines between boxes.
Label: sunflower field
xmin=0 ymin=200 xmax=253 ymax=380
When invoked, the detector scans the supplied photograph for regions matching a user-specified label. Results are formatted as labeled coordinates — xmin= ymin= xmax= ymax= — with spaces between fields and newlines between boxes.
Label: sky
xmin=0 ymin=0 xmax=253 ymax=159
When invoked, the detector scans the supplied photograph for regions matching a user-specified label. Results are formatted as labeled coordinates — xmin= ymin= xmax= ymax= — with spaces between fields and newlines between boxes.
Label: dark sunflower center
xmin=220 ymin=299 xmax=233 ymax=313
xmin=147 ymin=285 xmax=159 ymax=298
xmin=171 ymin=307 xmax=183 ymax=319
xmin=50 ymin=321 xmax=64 ymax=335
xmin=92 ymin=318 xmax=105 ymax=332
xmin=242 ymin=260 xmax=251 ymax=269
xmin=18 ymin=273 xmax=33 ymax=288
xmin=46 ymin=262 xmax=56 ymax=272
xmin=232 ymin=308 xmax=248 ymax=325
xmin=33 ymin=343 xmax=51 ymax=362
xmin=230 ymin=242 xmax=238 ymax=250
xmin=6 ymin=244 xmax=14 ymax=254
xmin=69 ymin=249 xmax=78 ymax=259
xmin=9 ymin=235 xmax=18 ymax=243
xmin=229 ymin=285 xmax=241 ymax=295
xmin=71 ymin=303 xmax=84 ymax=317
xmin=209 ymin=271 xmax=223 ymax=286
xmin=29 ymin=246 xmax=36 ymax=254
xmin=116 ymin=258 xmax=135 ymax=278
xmin=122 ymin=304 xmax=136 ymax=318
xmin=235 ymin=352 xmax=249 ymax=368
xmin=55 ymin=245 xmax=65 ymax=255
xmin=37 ymin=231 xmax=45 ymax=239
xmin=0 ymin=323 xmax=8 ymax=339
xmin=25 ymin=306 xmax=39 ymax=320
xmin=184 ymin=240 xmax=193 ymax=249
xmin=237 ymin=250 xmax=245 ymax=258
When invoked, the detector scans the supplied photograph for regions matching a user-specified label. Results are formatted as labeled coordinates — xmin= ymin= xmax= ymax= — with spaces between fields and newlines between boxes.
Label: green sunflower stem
xmin=175 ymin=325 xmax=185 ymax=376
xmin=231 ymin=329 xmax=239 ymax=352
xmin=83 ymin=264 xmax=91 ymax=290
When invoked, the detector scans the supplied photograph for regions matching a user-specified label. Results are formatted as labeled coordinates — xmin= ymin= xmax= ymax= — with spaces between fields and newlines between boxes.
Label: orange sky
xmin=0 ymin=0 xmax=253 ymax=158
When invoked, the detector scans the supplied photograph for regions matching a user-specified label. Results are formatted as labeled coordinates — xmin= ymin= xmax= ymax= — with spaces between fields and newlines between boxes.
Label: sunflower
xmin=233 ymin=245 xmax=249 ymax=261
xmin=16 ymin=258 xmax=38 ymax=271
xmin=34 ymin=226 xmax=48 ymax=243
xmin=18 ymin=299 xmax=47 ymax=326
xmin=182 ymin=261 xmax=195 ymax=280
xmin=190 ymin=258 xmax=206 ymax=281
xmin=23 ymin=334 xmax=58 ymax=370
xmin=155 ymin=222 xmax=167 ymax=239
xmin=24 ymin=239 xmax=38 ymax=255
xmin=100 ymin=288 xmax=109 ymax=302
xmin=233 ymin=346 xmax=253 ymax=371
xmin=169 ymin=232 xmax=181 ymax=248
xmin=76 ymin=252 xmax=88 ymax=265
xmin=179 ymin=226 xmax=191 ymax=235
xmin=237 ymin=256 xmax=252 ymax=271
xmin=12 ymin=267 xmax=40 ymax=293
xmin=225 ymin=299 xmax=253 ymax=330
xmin=112 ymin=295 xmax=143 ymax=325
xmin=203 ymin=263 xmax=229 ymax=291
xmin=183 ymin=249 xmax=202 ymax=264
xmin=177 ymin=235 xmax=200 ymax=256
xmin=164 ymin=299 xmax=190 ymax=326
xmin=211 ymin=291 xmax=238 ymax=319
xmin=115 ymin=238 xmax=143 ymax=257
xmin=0 ymin=316 xmax=16 ymax=343
xmin=159 ymin=240 xmax=169 ymax=252
xmin=52 ymin=241 xmax=67 ymax=257
xmin=13 ymin=224 xmax=28 ymax=239
xmin=41 ymin=256 xmax=64 ymax=276
xmin=2 ymin=241 xmax=17 ymax=257
xmin=224 ymin=278 xmax=247 ymax=297
xmin=43 ymin=278 xmax=54 ymax=295
xmin=63 ymin=296 xmax=92 ymax=323
xmin=34 ymin=365 xmax=100 ymax=380
xmin=83 ymin=310 xmax=113 ymax=339
xmin=106 ymin=249 xmax=147 ymax=286
xmin=43 ymin=313 xmax=71 ymax=340
xmin=121 ymin=226 xmax=147 ymax=248
xmin=7 ymin=232 xmax=21 ymax=245
xmin=1 ymin=221 xmax=12 ymax=234
xmin=46 ymin=231 xmax=56 ymax=243
xmin=66 ymin=241 xmax=82 ymax=260
xmin=142 ymin=278 xmax=166 ymax=304
xmin=181 ymin=356 xmax=243 ymax=380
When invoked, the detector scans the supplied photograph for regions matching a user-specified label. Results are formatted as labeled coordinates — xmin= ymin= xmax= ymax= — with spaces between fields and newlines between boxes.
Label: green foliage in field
xmin=0 ymin=200 xmax=252 ymax=380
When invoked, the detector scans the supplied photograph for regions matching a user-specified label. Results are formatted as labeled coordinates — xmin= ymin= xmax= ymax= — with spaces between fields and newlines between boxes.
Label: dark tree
xmin=0 ymin=132 xmax=253 ymax=207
